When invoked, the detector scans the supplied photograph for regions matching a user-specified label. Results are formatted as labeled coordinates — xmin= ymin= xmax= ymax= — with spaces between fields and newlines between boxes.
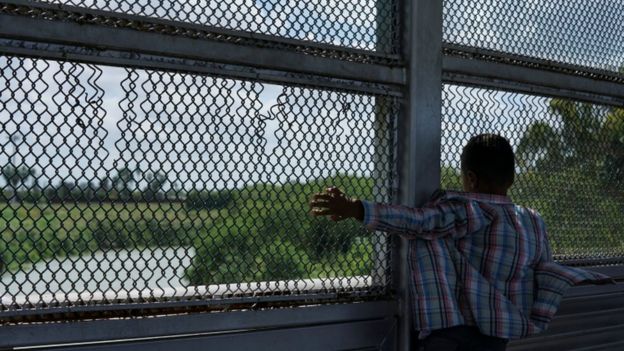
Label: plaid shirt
xmin=361 ymin=190 xmax=612 ymax=340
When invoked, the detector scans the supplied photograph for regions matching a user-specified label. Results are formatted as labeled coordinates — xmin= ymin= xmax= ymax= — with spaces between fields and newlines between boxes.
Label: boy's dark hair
xmin=461 ymin=134 xmax=515 ymax=188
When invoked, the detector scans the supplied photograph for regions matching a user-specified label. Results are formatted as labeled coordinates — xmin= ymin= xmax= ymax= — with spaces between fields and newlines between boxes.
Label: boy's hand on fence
xmin=309 ymin=187 xmax=364 ymax=222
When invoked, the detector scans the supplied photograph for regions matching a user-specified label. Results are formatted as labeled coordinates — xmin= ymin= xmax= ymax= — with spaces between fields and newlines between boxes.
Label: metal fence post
xmin=394 ymin=0 xmax=443 ymax=349
xmin=372 ymin=0 xmax=396 ymax=290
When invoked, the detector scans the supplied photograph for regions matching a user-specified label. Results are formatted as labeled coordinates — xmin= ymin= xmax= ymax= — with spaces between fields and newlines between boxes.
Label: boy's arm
xmin=360 ymin=199 xmax=485 ymax=240
xmin=310 ymin=187 xmax=487 ymax=240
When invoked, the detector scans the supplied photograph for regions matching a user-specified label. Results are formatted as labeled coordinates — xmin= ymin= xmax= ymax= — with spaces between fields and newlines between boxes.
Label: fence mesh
xmin=25 ymin=0 xmax=398 ymax=53
xmin=442 ymin=84 xmax=624 ymax=264
xmin=443 ymin=0 xmax=624 ymax=74
xmin=0 ymin=54 xmax=397 ymax=321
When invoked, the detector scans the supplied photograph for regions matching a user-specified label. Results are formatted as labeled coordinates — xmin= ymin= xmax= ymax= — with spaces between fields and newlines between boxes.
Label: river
xmin=1 ymin=247 xmax=195 ymax=296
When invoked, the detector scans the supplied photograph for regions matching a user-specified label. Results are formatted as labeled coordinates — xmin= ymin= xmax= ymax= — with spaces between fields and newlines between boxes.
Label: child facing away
xmin=309 ymin=134 xmax=613 ymax=351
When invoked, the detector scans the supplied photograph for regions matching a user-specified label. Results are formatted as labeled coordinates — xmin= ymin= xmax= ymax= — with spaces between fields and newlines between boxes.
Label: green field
xmin=0 ymin=201 xmax=214 ymax=272
xmin=1 ymin=171 xmax=623 ymax=285
xmin=0 ymin=174 xmax=378 ymax=284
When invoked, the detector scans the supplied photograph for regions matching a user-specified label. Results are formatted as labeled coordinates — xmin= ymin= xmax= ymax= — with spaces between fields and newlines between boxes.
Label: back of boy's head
xmin=461 ymin=134 xmax=515 ymax=188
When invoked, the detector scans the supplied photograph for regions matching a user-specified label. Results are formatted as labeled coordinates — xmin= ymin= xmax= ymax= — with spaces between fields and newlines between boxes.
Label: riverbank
xmin=1 ymin=246 xmax=194 ymax=296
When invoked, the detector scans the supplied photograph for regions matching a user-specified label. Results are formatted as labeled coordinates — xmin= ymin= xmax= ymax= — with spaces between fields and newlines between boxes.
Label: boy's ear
xmin=466 ymin=170 xmax=478 ymax=190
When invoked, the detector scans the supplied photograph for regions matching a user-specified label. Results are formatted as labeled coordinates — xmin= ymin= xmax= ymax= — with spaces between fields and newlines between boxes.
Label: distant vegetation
xmin=1 ymin=97 xmax=623 ymax=284
xmin=0 ymin=174 xmax=376 ymax=284
xmin=184 ymin=174 xmax=376 ymax=284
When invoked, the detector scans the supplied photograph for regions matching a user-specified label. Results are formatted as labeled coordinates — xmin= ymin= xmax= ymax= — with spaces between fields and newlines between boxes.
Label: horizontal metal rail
xmin=581 ymin=265 xmax=624 ymax=281
xmin=558 ymin=257 xmax=624 ymax=269
xmin=40 ymin=318 xmax=397 ymax=351
xmin=442 ymin=45 xmax=624 ymax=106
xmin=0 ymin=39 xmax=402 ymax=96
xmin=0 ymin=0 xmax=401 ymax=63
xmin=0 ymin=276 xmax=380 ymax=322
xmin=0 ymin=2 xmax=404 ymax=91
xmin=0 ymin=300 xmax=398 ymax=349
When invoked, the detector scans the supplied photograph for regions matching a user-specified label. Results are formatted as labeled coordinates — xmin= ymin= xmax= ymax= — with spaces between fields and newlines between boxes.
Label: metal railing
xmin=0 ymin=0 xmax=622 ymax=349
xmin=0 ymin=54 xmax=398 ymax=322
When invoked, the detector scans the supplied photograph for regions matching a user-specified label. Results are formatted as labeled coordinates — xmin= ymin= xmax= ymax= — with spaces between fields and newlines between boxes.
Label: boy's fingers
xmin=311 ymin=209 xmax=333 ymax=216
xmin=313 ymin=194 xmax=333 ymax=201
xmin=310 ymin=200 xmax=330 ymax=207
xmin=326 ymin=187 xmax=343 ymax=195
xmin=310 ymin=203 xmax=329 ymax=211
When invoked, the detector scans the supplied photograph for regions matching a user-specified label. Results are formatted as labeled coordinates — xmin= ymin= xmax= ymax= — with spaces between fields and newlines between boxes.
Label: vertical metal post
xmin=372 ymin=101 xmax=391 ymax=288
xmin=394 ymin=0 xmax=443 ymax=350
xmin=372 ymin=0 xmax=395 ymax=288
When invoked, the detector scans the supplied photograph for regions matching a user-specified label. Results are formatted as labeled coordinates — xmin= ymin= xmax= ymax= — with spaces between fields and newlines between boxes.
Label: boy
xmin=310 ymin=134 xmax=612 ymax=351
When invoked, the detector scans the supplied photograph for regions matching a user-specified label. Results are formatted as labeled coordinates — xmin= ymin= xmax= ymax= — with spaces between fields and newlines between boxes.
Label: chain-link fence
xmin=442 ymin=84 xmax=624 ymax=264
xmin=1 ymin=0 xmax=623 ymax=329
xmin=23 ymin=0 xmax=399 ymax=54
xmin=441 ymin=0 xmax=624 ymax=266
xmin=0 ymin=54 xmax=397 ymax=322
xmin=443 ymin=0 xmax=624 ymax=73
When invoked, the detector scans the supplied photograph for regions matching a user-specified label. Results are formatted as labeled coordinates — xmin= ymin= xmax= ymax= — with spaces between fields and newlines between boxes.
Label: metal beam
xmin=0 ymin=300 xmax=398 ymax=348
xmin=0 ymin=0 xmax=400 ymax=63
xmin=442 ymin=54 xmax=624 ymax=107
xmin=47 ymin=318 xmax=397 ymax=351
xmin=0 ymin=11 xmax=404 ymax=88
xmin=396 ymin=0 xmax=443 ymax=350
xmin=582 ymin=265 xmax=624 ymax=281
xmin=0 ymin=39 xmax=402 ymax=96
xmin=1 ymin=274 xmax=381 ymax=321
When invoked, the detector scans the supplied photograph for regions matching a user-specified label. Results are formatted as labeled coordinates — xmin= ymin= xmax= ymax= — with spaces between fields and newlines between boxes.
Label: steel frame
xmin=443 ymin=50 xmax=624 ymax=106
xmin=394 ymin=0 xmax=443 ymax=350
xmin=0 ymin=0 xmax=623 ymax=349
xmin=1 ymin=276 xmax=382 ymax=320
xmin=0 ymin=39 xmax=402 ymax=96
xmin=1 ymin=300 xmax=398 ymax=349
xmin=0 ymin=1 xmax=404 ymax=92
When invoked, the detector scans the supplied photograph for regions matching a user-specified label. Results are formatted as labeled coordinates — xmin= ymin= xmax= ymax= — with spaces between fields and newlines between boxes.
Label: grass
xmin=2 ymin=171 xmax=622 ymax=281
xmin=0 ymin=201 xmax=218 ymax=272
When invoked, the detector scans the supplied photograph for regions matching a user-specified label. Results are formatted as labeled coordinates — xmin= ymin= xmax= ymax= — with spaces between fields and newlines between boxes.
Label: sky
xmin=0 ymin=59 xmax=388 ymax=192
xmin=1 ymin=0 xmax=623 ymax=192
xmin=38 ymin=0 xmax=386 ymax=51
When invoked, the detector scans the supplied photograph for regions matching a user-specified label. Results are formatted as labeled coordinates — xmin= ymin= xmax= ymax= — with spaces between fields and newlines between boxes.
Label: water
xmin=1 ymin=247 xmax=195 ymax=296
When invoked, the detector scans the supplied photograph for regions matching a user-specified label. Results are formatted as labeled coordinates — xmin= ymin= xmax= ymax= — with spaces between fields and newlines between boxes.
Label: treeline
xmin=0 ymin=164 xmax=236 ymax=211
xmin=1 ymin=97 xmax=622 ymax=284
xmin=0 ymin=165 xmax=175 ymax=203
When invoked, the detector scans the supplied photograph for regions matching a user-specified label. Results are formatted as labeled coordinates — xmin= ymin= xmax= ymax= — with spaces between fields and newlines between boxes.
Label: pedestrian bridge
xmin=0 ymin=0 xmax=623 ymax=349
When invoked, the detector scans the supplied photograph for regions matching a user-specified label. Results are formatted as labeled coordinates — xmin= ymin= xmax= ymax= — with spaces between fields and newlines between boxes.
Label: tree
xmin=96 ymin=176 xmax=113 ymax=201
xmin=167 ymin=180 xmax=182 ymax=200
xmin=143 ymin=171 xmax=168 ymax=201
xmin=112 ymin=165 xmax=140 ymax=201
xmin=514 ymin=96 xmax=624 ymax=256
xmin=1 ymin=133 xmax=40 ymax=202
xmin=602 ymin=106 xmax=624 ymax=195
xmin=1 ymin=164 xmax=37 ymax=202
xmin=56 ymin=181 xmax=75 ymax=202
xmin=517 ymin=99 xmax=624 ymax=182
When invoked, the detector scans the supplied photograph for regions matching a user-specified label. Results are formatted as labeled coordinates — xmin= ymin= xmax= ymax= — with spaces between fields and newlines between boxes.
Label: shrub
xmin=258 ymin=240 xmax=312 ymax=281
xmin=185 ymin=190 xmax=232 ymax=210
